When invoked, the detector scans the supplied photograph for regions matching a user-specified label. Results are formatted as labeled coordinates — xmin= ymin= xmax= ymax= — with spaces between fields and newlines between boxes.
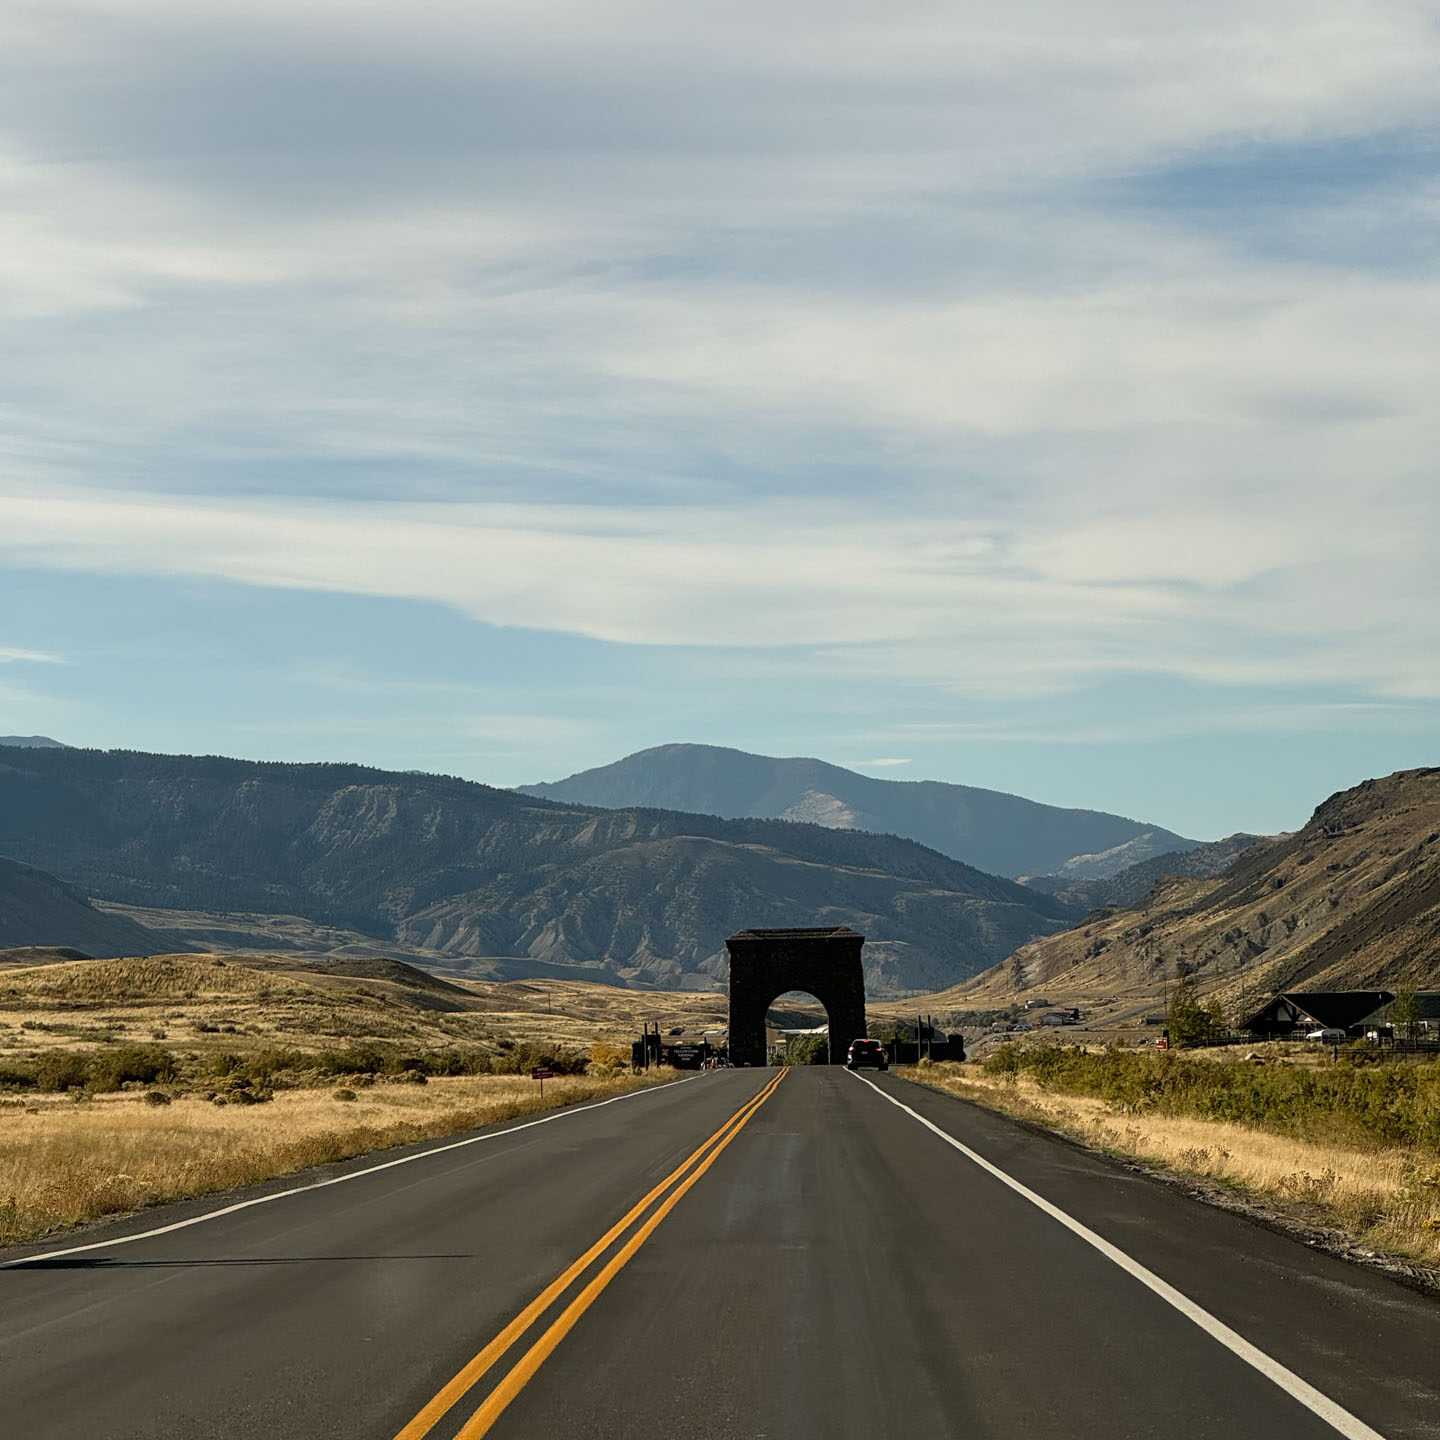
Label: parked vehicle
xmin=846 ymin=1038 xmax=889 ymax=1071
xmin=1306 ymin=1028 xmax=1347 ymax=1042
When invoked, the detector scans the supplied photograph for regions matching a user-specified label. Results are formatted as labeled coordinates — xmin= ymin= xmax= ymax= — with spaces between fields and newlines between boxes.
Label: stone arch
xmin=726 ymin=926 xmax=867 ymax=1066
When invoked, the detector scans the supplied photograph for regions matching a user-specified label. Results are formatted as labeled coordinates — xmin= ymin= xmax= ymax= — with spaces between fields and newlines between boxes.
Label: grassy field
xmin=906 ymin=1049 xmax=1440 ymax=1272
xmin=0 ymin=1071 xmax=671 ymax=1248
xmin=0 ymin=954 xmax=505 ymax=1060
xmin=452 ymin=976 xmax=727 ymax=1049
xmin=0 ymin=953 xmax=689 ymax=1248
xmin=0 ymin=953 xmax=728 ymax=1077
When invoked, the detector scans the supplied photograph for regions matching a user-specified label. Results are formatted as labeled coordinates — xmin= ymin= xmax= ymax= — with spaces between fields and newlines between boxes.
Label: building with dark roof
xmin=1355 ymin=992 xmax=1440 ymax=1039
xmin=1242 ymin=991 xmax=1395 ymax=1038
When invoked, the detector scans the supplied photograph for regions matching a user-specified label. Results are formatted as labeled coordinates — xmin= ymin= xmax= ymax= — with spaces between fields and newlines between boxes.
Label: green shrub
xmin=0 ymin=1062 xmax=38 ymax=1090
xmin=784 ymin=1034 xmax=830 ymax=1065
xmin=35 ymin=1053 xmax=93 ymax=1092
xmin=89 ymin=1044 xmax=177 ymax=1092
xmin=984 ymin=1044 xmax=1440 ymax=1152
xmin=487 ymin=1043 xmax=587 ymax=1077
xmin=220 ymin=1081 xmax=273 ymax=1105
xmin=239 ymin=1046 xmax=306 ymax=1082
xmin=316 ymin=1042 xmax=399 ymax=1076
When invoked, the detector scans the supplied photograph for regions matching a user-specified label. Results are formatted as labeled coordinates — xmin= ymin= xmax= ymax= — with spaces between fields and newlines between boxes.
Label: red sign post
xmin=530 ymin=1065 xmax=554 ymax=1098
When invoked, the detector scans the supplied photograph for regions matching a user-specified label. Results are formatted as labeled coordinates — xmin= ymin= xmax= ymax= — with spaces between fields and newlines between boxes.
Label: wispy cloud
xmin=0 ymin=0 xmax=1436 ymax=792
xmin=1 ymin=484 xmax=1436 ymax=701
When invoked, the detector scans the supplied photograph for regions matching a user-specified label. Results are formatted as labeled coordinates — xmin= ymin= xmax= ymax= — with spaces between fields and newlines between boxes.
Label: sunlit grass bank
xmin=0 ymin=1070 xmax=670 ymax=1248
xmin=906 ymin=1051 xmax=1440 ymax=1271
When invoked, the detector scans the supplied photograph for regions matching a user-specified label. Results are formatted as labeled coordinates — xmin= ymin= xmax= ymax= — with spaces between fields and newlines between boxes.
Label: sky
xmin=2 ymin=0 xmax=1438 ymax=841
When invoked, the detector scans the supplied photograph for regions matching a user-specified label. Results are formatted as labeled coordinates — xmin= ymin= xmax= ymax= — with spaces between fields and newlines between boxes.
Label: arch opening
xmin=726 ymin=926 xmax=866 ymax=1066
xmin=763 ymin=989 xmax=831 ymax=1064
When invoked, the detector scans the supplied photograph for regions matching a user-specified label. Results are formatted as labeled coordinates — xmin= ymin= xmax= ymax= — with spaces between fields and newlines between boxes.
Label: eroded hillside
xmin=955 ymin=768 xmax=1440 ymax=1010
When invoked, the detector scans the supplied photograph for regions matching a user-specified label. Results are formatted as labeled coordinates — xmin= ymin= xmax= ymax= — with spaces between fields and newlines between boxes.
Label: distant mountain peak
xmin=520 ymin=743 xmax=1195 ymax=880
xmin=0 ymin=735 xmax=68 ymax=749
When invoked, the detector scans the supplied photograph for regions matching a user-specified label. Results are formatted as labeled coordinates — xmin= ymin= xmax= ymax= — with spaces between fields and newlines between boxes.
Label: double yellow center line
xmin=393 ymin=1067 xmax=788 ymax=1440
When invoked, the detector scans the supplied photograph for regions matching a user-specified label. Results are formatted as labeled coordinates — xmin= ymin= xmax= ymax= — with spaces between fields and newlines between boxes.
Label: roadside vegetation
xmin=778 ymin=1034 xmax=829 ymax=1065
xmin=0 ymin=1070 xmax=671 ymax=1248
xmin=0 ymin=955 xmax=676 ymax=1248
xmin=907 ymin=1045 xmax=1440 ymax=1272
xmin=983 ymin=1042 xmax=1440 ymax=1150
xmin=0 ymin=1037 xmax=591 ymax=1099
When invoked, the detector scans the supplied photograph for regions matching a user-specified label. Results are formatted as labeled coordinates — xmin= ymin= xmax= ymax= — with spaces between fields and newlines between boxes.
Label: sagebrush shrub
xmin=984 ymin=1044 xmax=1440 ymax=1151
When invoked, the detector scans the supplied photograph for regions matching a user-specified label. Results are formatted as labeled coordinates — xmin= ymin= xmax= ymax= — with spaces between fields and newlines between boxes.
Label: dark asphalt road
xmin=4 ymin=1067 xmax=1440 ymax=1440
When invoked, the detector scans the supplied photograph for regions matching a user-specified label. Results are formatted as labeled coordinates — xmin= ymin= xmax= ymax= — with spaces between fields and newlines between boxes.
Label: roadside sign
xmin=530 ymin=1067 xmax=554 ymax=1080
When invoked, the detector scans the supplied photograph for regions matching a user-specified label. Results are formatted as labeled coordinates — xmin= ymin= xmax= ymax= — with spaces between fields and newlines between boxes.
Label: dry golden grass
xmin=0 ymin=954 xmax=701 ymax=1250
xmin=908 ymin=1064 xmax=1440 ymax=1270
xmin=0 ymin=955 xmax=277 ymax=1003
xmin=0 ymin=954 xmax=513 ymax=1063
xmin=450 ymin=978 xmax=728 ymax=1049
xmin=0 ymin=1070 xmax=672 ymax=1248
xmin=0 ymin=954 xmax=729 ymax=1063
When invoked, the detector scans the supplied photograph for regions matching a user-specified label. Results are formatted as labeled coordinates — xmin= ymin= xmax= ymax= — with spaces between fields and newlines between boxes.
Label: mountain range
xmin=0 ymin=746 xmax=1080 ymax=994
xmin=959 ymin=768 xmax=1440 ymax=1006
xmin=1020 ymin=833 xmax=1266 ymax=912
xmin=520 ymin=744 xmax=1196 ymax=880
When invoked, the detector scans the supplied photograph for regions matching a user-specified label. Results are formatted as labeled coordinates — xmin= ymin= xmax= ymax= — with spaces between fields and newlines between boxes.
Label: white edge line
xmin=847 ymin=1070 xmax=1386 ymax=1440
xmin=2 ymin=1075 xmax=696 ymax=1270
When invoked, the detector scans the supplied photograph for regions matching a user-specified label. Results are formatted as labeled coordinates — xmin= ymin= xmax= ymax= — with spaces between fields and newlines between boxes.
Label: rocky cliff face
xmin=0 ymin=747 xmax=1078 ymax=993
xmin=960 ymin=769 xmax=1440 ymax=1005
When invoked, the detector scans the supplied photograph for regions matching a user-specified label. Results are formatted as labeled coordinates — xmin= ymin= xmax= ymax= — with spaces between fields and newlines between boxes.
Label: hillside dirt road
xmin=4 ymin=1067 xmax=1440 ymax=1439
